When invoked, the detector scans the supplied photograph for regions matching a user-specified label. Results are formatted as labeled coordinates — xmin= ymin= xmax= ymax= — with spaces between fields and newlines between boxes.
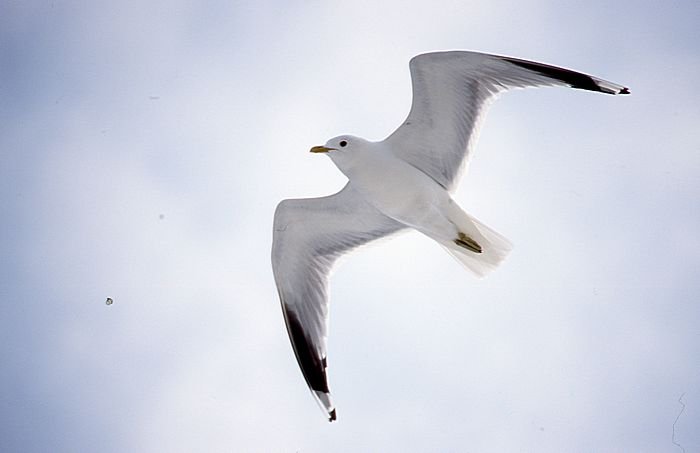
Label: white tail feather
xmin=436 ymin=205 xmax=513 ymax=278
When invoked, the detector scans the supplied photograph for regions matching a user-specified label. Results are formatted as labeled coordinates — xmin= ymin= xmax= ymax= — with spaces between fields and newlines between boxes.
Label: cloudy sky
xmin=2 ymin=1 xmax=699 ymax=451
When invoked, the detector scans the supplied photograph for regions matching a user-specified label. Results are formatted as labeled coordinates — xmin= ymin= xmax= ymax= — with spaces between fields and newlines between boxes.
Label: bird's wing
xmin=272 ymin=183 xmax=404 ymax=421
xmin=385 ymin=51 xmax=629 ymax=192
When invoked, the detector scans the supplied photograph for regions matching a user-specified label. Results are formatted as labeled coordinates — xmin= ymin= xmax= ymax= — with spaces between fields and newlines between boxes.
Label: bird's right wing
xmin=385 ymin=51 xmax=629 ymax=192
xmin=272 ymin=183 xmax=404 ymax=421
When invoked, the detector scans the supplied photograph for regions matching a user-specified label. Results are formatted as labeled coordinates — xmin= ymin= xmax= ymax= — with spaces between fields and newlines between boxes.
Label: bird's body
xmin=326 ymin=136 xmax=508 ymax=267
xmin=334 ymin=138 xmax=451 ymax=235
xmin=272 ymin=51 xmax=629 ymax=422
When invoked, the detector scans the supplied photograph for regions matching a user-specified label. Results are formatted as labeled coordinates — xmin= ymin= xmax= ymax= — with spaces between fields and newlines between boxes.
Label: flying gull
xmin=272 ymin=50 xmax=629 ymax=421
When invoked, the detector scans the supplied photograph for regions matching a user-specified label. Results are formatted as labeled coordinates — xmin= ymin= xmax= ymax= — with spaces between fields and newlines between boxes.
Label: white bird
xmin=272 ymin=51 xmax=629 ymax=421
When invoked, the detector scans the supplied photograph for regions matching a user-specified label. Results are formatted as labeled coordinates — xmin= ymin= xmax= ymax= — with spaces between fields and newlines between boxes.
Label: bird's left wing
xmin=272 ymin=183 xmax=404 ymax=421
xmin=385 ymin=51 xmax=629 ymax=192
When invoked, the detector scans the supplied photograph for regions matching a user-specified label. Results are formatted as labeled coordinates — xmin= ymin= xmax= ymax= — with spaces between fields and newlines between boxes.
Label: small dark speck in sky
xmin=106 ymin=297 xmax=113 ymax=306
xmin=149 ymin=96 xmax=160 ymax=100
xmin=159 ymin=214 xmax=165 ymax=220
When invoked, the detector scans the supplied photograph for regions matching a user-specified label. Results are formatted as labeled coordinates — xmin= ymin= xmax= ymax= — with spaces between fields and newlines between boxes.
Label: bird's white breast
xmin=338 ymin=143 xmax=451 ymax=229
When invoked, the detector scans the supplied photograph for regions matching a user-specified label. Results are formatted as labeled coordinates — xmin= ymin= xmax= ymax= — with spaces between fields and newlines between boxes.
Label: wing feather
xmin=271 ymin=183 xmax=403 ymax=421
xmin=385 ymin=51 xmax=629 ymax=191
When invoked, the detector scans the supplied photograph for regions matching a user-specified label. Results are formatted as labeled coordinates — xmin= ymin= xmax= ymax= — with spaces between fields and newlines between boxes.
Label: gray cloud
xmin=1 ymin=0 xmax=699 ymax=452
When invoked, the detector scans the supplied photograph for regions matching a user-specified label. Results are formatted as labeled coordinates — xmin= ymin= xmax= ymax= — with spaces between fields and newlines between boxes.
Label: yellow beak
xmin=310 ymin=145 xmax=335 ymax=153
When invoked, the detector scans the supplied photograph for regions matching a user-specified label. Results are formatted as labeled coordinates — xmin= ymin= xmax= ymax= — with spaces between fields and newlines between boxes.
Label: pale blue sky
xmin=1 ymin=1 xmax=699 ymax=452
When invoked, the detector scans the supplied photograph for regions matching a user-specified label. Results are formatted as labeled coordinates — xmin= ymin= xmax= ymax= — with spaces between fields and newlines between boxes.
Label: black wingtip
xmin=328 ymin=409 xmax=337 ymax=422
xmin=503 ymin=56 xmax=629 ymax=96
xmin=282 ymin=306 xmax=330 ymax=393
xmin=503 ymin=57 xmax=601 ymax=92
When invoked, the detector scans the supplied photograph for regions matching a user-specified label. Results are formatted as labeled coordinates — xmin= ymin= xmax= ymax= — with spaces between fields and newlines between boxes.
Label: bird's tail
xmin=435 ymin=203 xmax=513 ymax=278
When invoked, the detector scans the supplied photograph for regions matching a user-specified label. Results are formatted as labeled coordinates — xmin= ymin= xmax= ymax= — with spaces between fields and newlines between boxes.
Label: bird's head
xmin=310 ymin=135 xmax=371 ymax=173
xmin=309 ymin=135 xmax=359 ymax=154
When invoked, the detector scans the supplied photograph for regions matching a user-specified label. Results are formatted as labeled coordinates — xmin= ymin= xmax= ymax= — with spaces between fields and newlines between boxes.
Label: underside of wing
xmin=271 ymin=184 xmax=404 ymax=421
xmin=385 ymin=51 xmax=629 ymax=192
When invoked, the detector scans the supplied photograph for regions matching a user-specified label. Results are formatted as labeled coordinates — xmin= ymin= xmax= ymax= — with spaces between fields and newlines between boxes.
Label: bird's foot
xmin=455 ymin=232 xmax=482 ymax=254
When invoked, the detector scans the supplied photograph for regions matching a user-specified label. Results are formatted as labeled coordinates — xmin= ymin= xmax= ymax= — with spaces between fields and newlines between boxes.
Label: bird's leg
xmin=455 ymin=232 xmax=482 ymax=254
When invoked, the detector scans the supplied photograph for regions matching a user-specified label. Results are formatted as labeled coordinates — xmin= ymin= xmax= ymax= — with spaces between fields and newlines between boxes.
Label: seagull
xmin=272 ymin=51 xmax=629 ymax=422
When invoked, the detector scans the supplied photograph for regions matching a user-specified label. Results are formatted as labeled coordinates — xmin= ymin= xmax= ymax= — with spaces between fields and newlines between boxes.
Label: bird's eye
xmin=339 ymin=140 xmax=348 ymax=148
